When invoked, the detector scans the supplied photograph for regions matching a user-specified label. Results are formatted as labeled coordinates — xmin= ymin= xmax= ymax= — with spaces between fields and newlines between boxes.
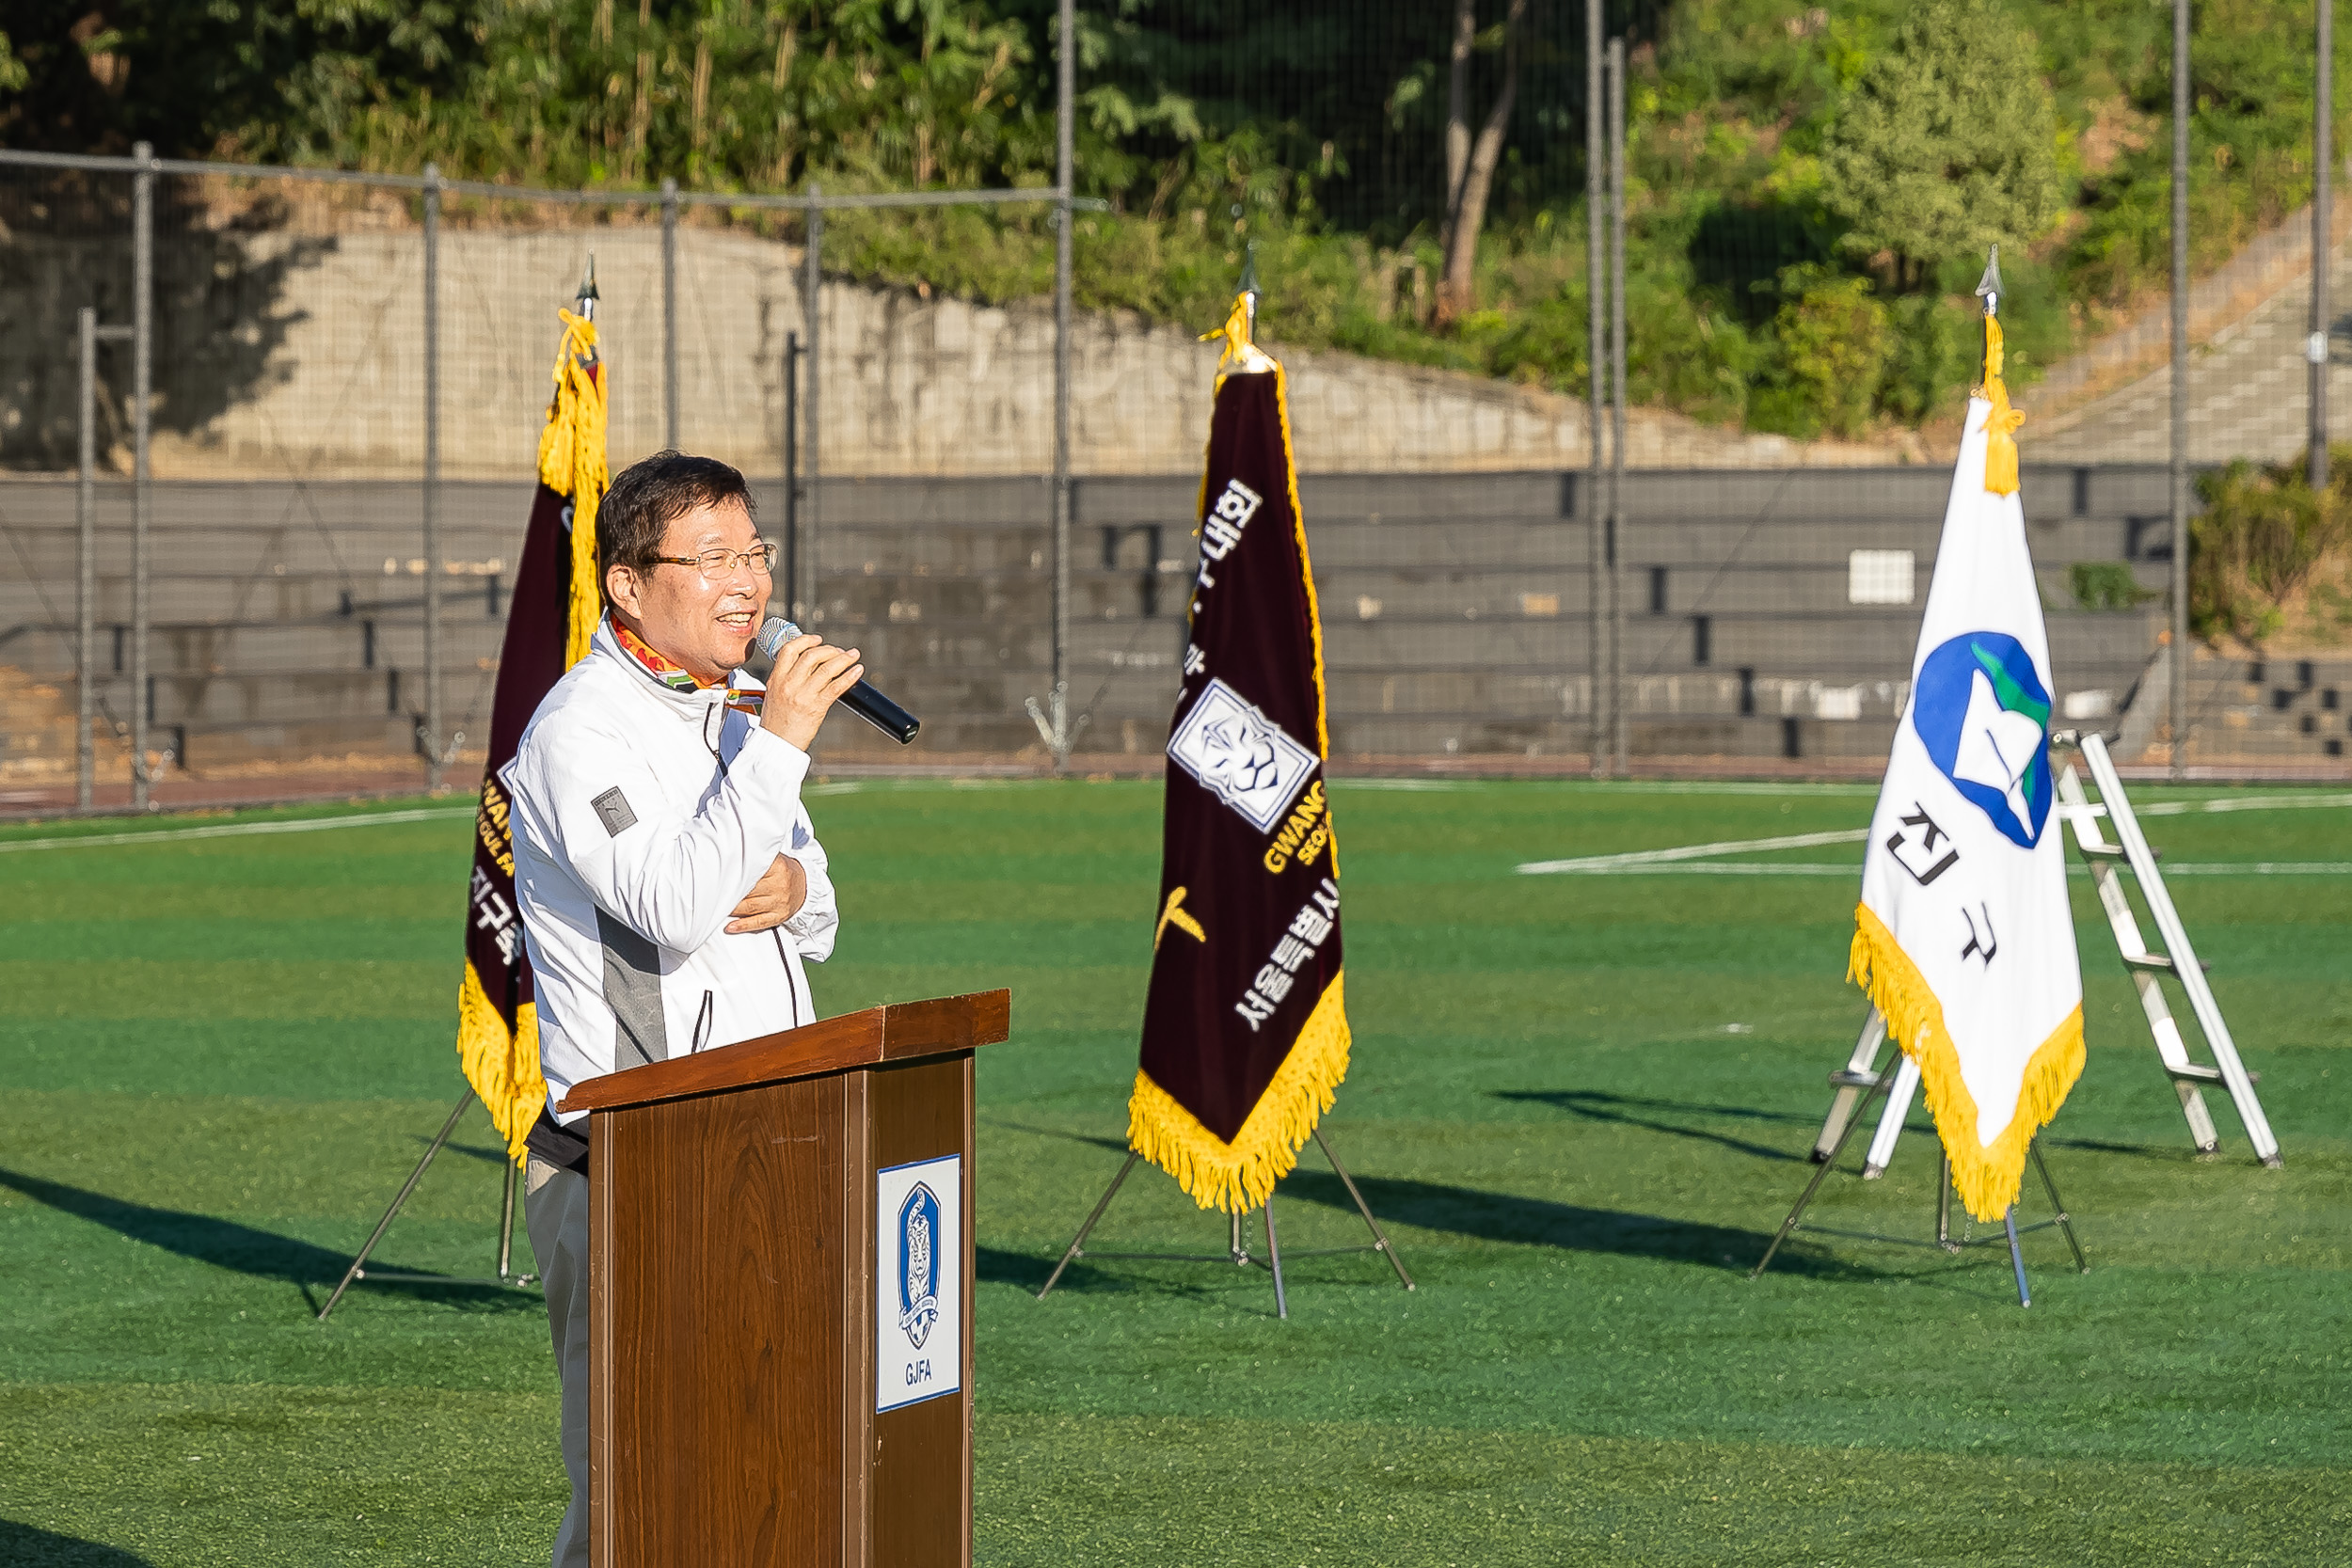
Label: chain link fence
xmin=2 ymin=147 xmax=2346 ymax=815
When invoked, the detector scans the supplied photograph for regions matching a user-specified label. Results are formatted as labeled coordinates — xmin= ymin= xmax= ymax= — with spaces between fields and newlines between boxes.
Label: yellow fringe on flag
xmin=1848 ymin=904 xmax=2082 ymax=1222
xmin=456 ymin=960 xmax=546 ymax=1164
xmin=1127 ymin=972 xmax=1353 ymax=1212
xmin=537 ymin=308 xmax=609 ymax=669
xmin=1976 ymin=315 xmax=2025 ymax=499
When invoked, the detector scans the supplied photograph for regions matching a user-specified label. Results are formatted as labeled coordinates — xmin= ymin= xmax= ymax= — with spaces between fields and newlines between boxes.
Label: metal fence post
xmin=2312 ymin=0 xmax=2334 ymax=491
xmin=76 ymin=307 xmax=97 ymax=813
xmin=803 ymin=184 xmax=822 ymax=625
xmin=1583 ymin=0 xmax=1606 ymax=777
xmin=1051 ymin=0 xmax=1076 ymax=770
xmin=1608 ymin=37 xmax=1628 ymax=778
xmin=131 ymin=140 xmax=153 ymax=811
xmin=661 ymin=177 xmax=679 ymax=450
xmin=783 ymin=330 xmax=801 ymax=621
xmin=422 ymin=163 xmax=444 ymax=790
xmin=2170 ymin=0 xmax=2191 ymax=783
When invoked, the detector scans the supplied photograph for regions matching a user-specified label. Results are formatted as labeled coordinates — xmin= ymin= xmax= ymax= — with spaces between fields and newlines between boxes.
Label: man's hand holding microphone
xmin=725 ymin=625 xmax=859 ymax=935
xmin=760 ymin=626 xmax=866 ymax=752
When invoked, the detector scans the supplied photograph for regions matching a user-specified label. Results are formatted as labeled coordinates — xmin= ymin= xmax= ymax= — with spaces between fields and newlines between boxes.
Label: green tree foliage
xmin=1819 ymin=0 xmax=2061 ymax=279
xmin=2192 ymin=450 xmax=2352 ymax=644
xmin=1747 ymin=268 xmax=1891 ymax=440
xmin=269 ymin=0 xmax=1051 ymax=193
xmin=0 ymin=2 xmax=465 ymax=157
xmin=5 ymin=0 xmax=2349 ymax=446
xmin=2068 ymin=561 xmax=2148 ymax=611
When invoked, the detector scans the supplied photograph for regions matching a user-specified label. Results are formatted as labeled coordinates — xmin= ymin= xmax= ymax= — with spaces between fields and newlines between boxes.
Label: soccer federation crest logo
xmin=1167 ymin=678 xmax=1318 ymax=832
xmin=896 ymin=1183 xmax=942 ymax=1350
xmin=1912 ymin=631 xmax=2054 ymax=848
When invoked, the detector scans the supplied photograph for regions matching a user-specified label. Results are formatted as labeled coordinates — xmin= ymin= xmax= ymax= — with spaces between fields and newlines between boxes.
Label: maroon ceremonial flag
xmin=455 ymin=305 xmax=607 ymax=1162
xmin=1128 ymin=297 xmax=1347 ymax=1212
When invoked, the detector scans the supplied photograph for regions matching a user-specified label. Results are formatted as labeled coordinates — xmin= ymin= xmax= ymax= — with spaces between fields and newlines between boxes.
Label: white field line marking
xmin=0 ymin=806 xmax=475 ymax=854
xmin=2138 ymin=794 xmax=2352 ymax=816
xmin=1551 ymin=860 xmax=2352 ymax=877
xmin=1338 ymin=778 xmax=1882 ymax=797
xmin=1518 ymin=829 xmax=1867 ymax=875
xmin=1572 ymin=780 xmax=1881 ymax=797
xmin=1516 ymin=792 xmax=2351 ymax=877
xmin=2147 ymin=862 xmax=2352 ymax=874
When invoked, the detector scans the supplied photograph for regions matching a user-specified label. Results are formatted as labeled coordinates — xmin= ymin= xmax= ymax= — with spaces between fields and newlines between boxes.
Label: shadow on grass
xmin=1275 ymin=1167 xmax=1875 ymax=1279
xmin=0 ymin=1165 xmax=532 ymax=1312
xmin=422 ymin=1137 xmax=513 ymax=1166
xmin=0 ymin=1520 xmax=156 ymax=1565
xmin=978 ymin=1244 xmax=1073 ymax=1292
xmin=1494 ymin=1089 xmax=1820 ymax=1165
xmin=2045 ymin=1135 xmax=2207 ymax=1164
xmin=989 ymin=1170 xmax=1873 ymax=1288
xmin=977 ymin=1117 xmax=1128 ymax=1156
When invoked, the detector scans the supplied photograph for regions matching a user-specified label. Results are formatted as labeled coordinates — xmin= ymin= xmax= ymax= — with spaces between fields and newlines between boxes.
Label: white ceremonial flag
xmin=1851 ymin=309 xmax=2084 ymax=1223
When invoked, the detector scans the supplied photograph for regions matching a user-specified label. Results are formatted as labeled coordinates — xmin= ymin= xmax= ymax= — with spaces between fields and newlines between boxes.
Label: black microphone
xmin=755 ymin=616 xmax=920 ymax=745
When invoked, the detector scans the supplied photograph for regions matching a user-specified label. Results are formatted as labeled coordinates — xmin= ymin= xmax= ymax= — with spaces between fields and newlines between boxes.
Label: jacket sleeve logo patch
xmin=591 ymin=786 xmax=638 ymax=838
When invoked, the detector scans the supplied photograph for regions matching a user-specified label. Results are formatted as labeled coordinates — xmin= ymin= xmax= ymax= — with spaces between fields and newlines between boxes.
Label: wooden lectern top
xmin=558 ymin=989 xmax=1010 ymax=1115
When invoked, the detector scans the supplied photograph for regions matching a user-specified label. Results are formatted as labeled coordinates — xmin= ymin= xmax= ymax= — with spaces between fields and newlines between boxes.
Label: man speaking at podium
xmin=502 ymin=451 xmax=864 ymax=1568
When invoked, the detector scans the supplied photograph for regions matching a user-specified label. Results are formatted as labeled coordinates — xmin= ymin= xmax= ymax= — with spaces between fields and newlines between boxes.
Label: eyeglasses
xmin=649 ymin=541 xmax=778 ymax=581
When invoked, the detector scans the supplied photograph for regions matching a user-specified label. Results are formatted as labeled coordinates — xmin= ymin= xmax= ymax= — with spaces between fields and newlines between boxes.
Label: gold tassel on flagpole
xmin=1977 ymin=317 xmax=2026 ymax=499
xmin=1973 ymin=247 xmax=2025 ymax=499
xmin=538 ymin=307 xmax=609 ymax=668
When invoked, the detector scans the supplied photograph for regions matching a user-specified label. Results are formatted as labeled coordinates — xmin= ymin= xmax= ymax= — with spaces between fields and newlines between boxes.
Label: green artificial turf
xmin=1 ymin=780 xmax=2347 ymax=1565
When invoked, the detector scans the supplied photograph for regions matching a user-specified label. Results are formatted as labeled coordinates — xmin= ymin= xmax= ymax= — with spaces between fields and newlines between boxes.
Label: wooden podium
xmin=558 ymin=990 xmax=1010 ymax=1568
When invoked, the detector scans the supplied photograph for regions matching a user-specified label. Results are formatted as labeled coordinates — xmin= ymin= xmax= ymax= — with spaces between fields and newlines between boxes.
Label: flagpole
xmin=577 ymin=253 xmax=600 ymax=336
xmin=1977 ymin=246 xmax=2002 ymax=366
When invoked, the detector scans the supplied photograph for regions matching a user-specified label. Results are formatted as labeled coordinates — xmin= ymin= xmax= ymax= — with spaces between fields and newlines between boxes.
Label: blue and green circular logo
xmin=1912 ymin=632 xmax=2053 ymax=848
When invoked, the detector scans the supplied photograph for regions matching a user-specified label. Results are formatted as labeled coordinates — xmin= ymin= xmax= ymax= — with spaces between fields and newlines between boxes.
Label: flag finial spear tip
xmin=578 ymin=251 xmax=599 ymax=303
xmin=1975 ymin=245 xmax=2003 ymax=312
xmin=1239 ymin=239 xmax=1261 ymax=338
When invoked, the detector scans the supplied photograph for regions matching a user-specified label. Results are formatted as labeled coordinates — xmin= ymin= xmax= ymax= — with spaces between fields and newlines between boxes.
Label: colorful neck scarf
xmin=613 ymin=621 xmax=708 ymax=693
xmin=612 ymin=619 xmax=766 ymax=713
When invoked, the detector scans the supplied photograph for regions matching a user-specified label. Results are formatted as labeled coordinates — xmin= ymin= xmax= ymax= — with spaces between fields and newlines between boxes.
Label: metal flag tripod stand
xmin=1752 ymin=1050 xmax=2087 ymax=1307
xmin=1036 ymin=1126 xmax=1414 ymax=1320
xmin=316 ymin=1086 xmax=539 ymax=1321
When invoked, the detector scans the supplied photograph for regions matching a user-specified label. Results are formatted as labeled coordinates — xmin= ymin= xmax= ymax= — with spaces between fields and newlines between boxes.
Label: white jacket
xmin=504 ymin=617 xmax=838 ymax=1128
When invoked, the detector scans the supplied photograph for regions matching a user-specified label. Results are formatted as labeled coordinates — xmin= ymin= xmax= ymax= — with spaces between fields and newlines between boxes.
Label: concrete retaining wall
xmin=2 ymin=223 xmax=1900 ymax=480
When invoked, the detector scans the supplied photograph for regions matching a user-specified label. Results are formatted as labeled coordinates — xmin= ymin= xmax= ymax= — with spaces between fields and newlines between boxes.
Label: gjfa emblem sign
xmin=874 ymin=1154 xmax=962 ymax=1413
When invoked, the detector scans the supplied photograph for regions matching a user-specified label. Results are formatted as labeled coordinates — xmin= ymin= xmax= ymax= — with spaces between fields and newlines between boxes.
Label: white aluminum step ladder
xmin=1811 ymin=731 xmax=2280 ymax=1170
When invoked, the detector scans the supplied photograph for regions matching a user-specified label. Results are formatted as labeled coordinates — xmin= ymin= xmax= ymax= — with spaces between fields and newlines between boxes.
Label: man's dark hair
xmin=596 ymin=451 xmax=756 ymax=600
